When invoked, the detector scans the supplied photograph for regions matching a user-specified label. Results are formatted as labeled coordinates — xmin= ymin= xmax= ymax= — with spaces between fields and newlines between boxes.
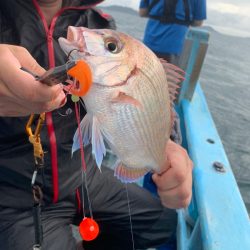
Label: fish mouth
xmin=68 ymin=26 xmax=88 ymax=53
xmin=58 ymin=26 xmax=90 ymax=58
xmin=67 ymin=26 xmax=82 ymax=44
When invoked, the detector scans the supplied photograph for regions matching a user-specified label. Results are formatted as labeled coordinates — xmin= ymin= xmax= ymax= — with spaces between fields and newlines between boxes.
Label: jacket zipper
xmin=32 ymin=0 xmax=103 ymax=203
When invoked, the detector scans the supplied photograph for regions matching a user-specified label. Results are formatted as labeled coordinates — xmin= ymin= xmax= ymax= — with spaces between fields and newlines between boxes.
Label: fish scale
xmin=101 ymin=63 xmax=170 ymax=170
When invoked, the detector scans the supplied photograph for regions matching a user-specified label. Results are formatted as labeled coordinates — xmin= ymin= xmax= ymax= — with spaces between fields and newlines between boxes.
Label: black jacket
xmin=0 ymin=0 xmax=115 ymax=208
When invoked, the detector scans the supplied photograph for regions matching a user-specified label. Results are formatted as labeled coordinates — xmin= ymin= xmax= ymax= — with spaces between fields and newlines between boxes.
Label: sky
xmin=100 ymin=0 xmax=250 ymax=37
xmin=207 ymin=0 xmax=250 ymax=37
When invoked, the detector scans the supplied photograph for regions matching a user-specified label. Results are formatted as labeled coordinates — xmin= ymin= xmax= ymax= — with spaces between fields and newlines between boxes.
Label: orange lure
xmin=67 ymin=60 xmax=92 ymax=97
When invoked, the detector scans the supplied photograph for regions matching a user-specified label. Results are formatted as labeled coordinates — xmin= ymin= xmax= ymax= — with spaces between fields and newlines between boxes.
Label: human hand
xmin=0 ymin=44 xmax=66 ymax=116
xmin=152 ymin=140 xmax=193 ymax=209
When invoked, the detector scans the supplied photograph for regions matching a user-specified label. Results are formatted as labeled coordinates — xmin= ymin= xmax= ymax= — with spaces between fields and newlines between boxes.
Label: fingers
xmin=0 ymin=47 xmax=64 ymax=102
xmin=14 ymin=68 xmax=65 ymax=103
xmin=158 ymin=183 xmax=192 ymax=209
xmin=154 ymin=140 xmax=191 ymax=190
xmin=155 ymin=158 xmax=193 ymax=209
xmin=19 ymin=89 xmax=66 ymax=114
xmin=2 ymin=62 xmax=65 ymax=105
xmin=0 ymin=91 xmax=66 ymax=116
xmin=7 ymin=45 xmax=45 ymax=76
xmin=152 ymin=140 xmax=194 ymax=209
xmin=0 ymin=44 xmax=66 ymax=115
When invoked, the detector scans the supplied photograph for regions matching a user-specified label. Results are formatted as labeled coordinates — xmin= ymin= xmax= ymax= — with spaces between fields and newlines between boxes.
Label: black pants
xmin=0 ymin=152 xmax=177 ymax=250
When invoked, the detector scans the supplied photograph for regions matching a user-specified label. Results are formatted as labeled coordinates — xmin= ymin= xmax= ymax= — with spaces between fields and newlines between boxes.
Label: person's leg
xmin=0 ymin=196 xmax=79 ymax=250
xmin=75 ymin=147 xmax=177 ymax=250
xmin=0 ymin=146 xmax=176 ymax=250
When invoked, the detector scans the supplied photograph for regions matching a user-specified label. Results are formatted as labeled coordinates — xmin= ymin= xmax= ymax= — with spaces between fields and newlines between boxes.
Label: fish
xmin=58 ymin=26 xmax=184 ymax=183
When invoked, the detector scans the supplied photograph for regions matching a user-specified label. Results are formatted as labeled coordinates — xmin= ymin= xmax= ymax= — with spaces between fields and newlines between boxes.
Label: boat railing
xmin=178 ymin=28 xmax=209 ymax=102
xmin=176 ymin=27 xmax=250 ymax=250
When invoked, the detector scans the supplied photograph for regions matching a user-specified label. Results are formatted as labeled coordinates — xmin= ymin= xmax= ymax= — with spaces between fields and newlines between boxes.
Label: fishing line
xmin=125 ymin=183 xmax=135 ymax=250
xmin=75 ymin=102 xmax=93 ymax=219
xmin=67 ymin=49 xmax=80 ymax=61
xmin=81 ymin=169 xmax=86 ymax=218
xmin=56 ymin=83 xmax=74 ymax=117
xmin=79 ymin=98 xmax=86 ymax=111
xmin=83 ymin=168 xmax=93 ymax=219
xmin=80 ymin=167 xmax=94 ymax=220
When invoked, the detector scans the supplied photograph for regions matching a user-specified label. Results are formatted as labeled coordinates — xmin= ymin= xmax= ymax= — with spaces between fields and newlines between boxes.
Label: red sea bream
xmin=59 ymin=27 xmax=183 ymax=183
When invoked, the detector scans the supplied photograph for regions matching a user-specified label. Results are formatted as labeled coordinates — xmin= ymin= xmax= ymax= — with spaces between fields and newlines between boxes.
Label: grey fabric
xmin=0 ymin=199 xmax=78 ymax=250
xmin=79 ymin=147 xmax=177 ymax=249
xmin=0 ymin=147 xmax=177 ymax=250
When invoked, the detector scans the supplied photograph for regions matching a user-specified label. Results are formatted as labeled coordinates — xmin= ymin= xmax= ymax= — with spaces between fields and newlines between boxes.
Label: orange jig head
xmin=67 ymin=60 xmax=92 ymax=97
xmin=79 ymin=217 xmax=99 ymax=241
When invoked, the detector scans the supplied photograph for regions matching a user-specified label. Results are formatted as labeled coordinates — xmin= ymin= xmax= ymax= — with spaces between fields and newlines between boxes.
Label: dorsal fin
xmin=160 ymin=58 xmax=185 ymax=144
xmin=159 ymin=58 xmax=185 ymax=103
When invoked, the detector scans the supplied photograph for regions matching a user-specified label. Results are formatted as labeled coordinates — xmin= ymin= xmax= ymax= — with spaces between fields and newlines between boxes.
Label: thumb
xmin=8 ymin=45 xmax=45 ymax=76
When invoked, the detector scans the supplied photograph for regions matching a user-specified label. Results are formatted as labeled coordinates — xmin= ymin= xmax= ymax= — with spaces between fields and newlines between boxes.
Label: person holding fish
xmin=139 ymin=0 xmax=207 ymax=66
xmin=0 ymin=1 xmax=193 ymax=250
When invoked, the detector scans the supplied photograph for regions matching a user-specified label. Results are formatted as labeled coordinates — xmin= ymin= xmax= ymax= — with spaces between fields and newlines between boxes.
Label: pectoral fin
xmin=113 ymin=161 xmax=150 ymax=183
xmin=160 ymin=58 xmax=184 ymax=144
xmin=91 ymin=116 xmax=106 ymax=169
xmin=111 ymin=92 xmax=142 ymax=107
xmin=72 ymin=114 xmax=107 ymax=169
xmin=72 ymin=113 xmax=92 ymax=155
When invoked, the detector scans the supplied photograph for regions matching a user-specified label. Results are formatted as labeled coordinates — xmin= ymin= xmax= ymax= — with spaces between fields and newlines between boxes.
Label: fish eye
xmin=104 ymin=38 xmax=120 ymax=54
xmin=107 ymin=42 xmax=117 ymax=52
